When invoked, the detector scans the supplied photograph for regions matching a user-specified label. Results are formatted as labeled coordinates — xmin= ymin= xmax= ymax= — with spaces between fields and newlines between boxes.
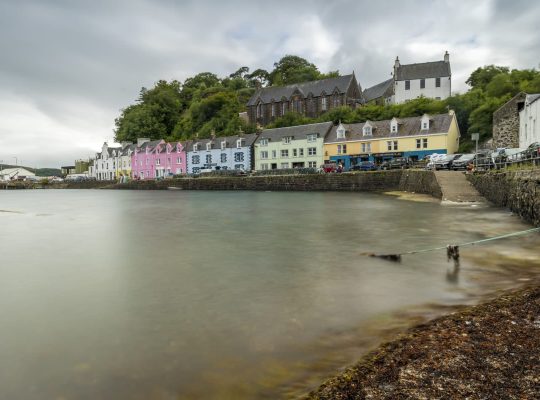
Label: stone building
xmin=363 ymin=52 xmax=451 ymax=104
xmin=492 ymin=92 xmax=527 ymax=149
xmin=246 ymin=74 xmax=362 ymax=126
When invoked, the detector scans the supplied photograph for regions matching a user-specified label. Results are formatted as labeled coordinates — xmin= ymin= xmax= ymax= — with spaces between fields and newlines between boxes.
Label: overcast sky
xmin=1 ymin=0 xmax=539 ymax=168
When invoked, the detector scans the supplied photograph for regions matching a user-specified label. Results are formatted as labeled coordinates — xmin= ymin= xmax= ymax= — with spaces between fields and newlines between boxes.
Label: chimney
xmin=210 ymin=129 xmax=216 ymax=140
xmin=137 ymin=138 xmax=150 ymax=146
xmin=394 ymin=56 xmax=400 ymax=77
xmin=444 ymin=51 xmax=449 ymax=63
xmin=238 ymin=127 xmax=244 ymax=137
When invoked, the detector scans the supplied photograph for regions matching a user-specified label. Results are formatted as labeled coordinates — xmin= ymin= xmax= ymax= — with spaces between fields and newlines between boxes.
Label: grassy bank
xmin=306 ymin=285 xmax=540 ymax=399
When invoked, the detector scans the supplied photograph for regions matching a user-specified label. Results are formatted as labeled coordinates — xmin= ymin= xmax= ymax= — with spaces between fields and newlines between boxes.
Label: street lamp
xmin=471 ymin=133 xmax=479 ymax=170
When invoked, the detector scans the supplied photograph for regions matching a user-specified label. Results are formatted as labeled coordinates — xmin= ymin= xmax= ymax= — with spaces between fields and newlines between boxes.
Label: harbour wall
xmin=468 ymin=169 xmax=540 ymax=227
xmin=101 ymin=170 xmax=443 ymax=197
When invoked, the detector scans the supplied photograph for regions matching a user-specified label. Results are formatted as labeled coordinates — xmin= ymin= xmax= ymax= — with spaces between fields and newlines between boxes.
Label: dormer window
xmin=256 ymin=102 xmax=262 ymax=118
xmin=336 ymin=123 xmax=346 ymax=139
xmin=307 ymin=133 xmax=317 ymax=142
xmin=221 ymin=140 xmax=227 ymax=150
xmin=363 ymin=123 xmax=372 ymax=136
xmin=206 ymin=142 xmax=212 ymax=151
xmin=260 ymin=138 xmax=268 ymax=146
xmin=390 ymin=118 xmax=398 ymax=133
xmin=236 ymin=139 xmax=243 ymax=148
xmin=283 ymin=136 xmax=292 ymax=144
xmin=421 ymin=114 xmax=430 ymax=130
xmin=193 ymin=143 xmax=199 ymax=151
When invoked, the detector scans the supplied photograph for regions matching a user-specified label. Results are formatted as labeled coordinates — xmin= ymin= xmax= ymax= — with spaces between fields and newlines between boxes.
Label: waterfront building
xmin=0 ymin=167 xmax=35 ymax=181
xmin=131 ymin=139 xmax=188 ymax=179
xmin=92 ymin=141 xmax=134 ymax=181
xmin=254 ymin=122 xmax=333 ymax=170
xmin=323 ymin=111 xmax=460 ymax=170
xmin=518 ymin=93 xmax=540 ymax=148
xmin=74 ymin=159 xmax=89 ymax=174
xmin=363 ymin=52 xmax=451 ymax=105
xmin=61 ymin=166 xmax=76 ymax=176
xmin=185 ymin=133 xmax=258 ymax=174
xmin=246 ymin=74 xmax=363 ymax=126
xmin=492 ymin=92 xmax=527 ymax=149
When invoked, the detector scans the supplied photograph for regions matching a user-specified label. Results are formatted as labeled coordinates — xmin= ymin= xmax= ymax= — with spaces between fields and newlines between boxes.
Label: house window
xmin=293 ymin=149 xmax=298 ymax=157
xmin=423 ymin=138 xmax=428 ymax=148
xmin=416 ymin=139 xmax=421 ymax=149
xmin=206 ymin=143 xmax=212 ymax=151
xmin=260 ymin=151 xmax=268 ymax=159
xmin=393 ymin=141 xmax=398 ymax=150
xmin=283 ymin=136 xmax=292 ymax=144
xmin=193 ymin=144 xmax=199 ymax=151
xmin=308 ymin=147 xmax=317 ymax=156
xmin=391 ymin=124 xmax=397 ymax=133
xmin=271 ymin=103 xmax=276 ymax=117
xmin=221 ymin=141 xmax=226 ymax=150
xmin=387 ymin=141 xmax=393 ymax=151
xmin=308 ymin=161 xmax=317 ymax=168
xmin=281 ymin=149 xmax=289 ymax=158
xmin=299 ymin=148 xmax=304 ymax=156
xmin=177 ymin=157 xmax=182 ymax=164
xmin=436 ymin=77 xmax=441 ymax=87
xmin=363 ymin=126 xmax=372 ymax=136
xmin=140 ymin=160 xmax=143 ymax=166
xmin=307 ymin=133 xmax=317 ymax=142
xmin=405 ymin=80 xmax=410 ymax=90
xmin=260 ymin=138 xmax=268 ymax=146
xmin=280 ymin=162 xmax=289 ymax=169
xmin=261 ymin=163 xmax=269 ymax=170
xmin=422 ymin=122 xmax=428 ymax=129
xmin=221 ymin=153 xmax=227 ymax=163
xmin=362 ymin=143 xmax=371 ymax=153
xmin=321 ymin=97 xmax=327 ymax=111
xmin=257 ymin=103 xmax=262 ymax=118
xmin=333 ymin=95 xmax=340 ymax=107
xmin=272 ymin=150 xmax=277 ymax=158
xmin=234 ymin=164 xmax=244 ymax=170
xmin=234 ymin=152 xmax=244 ymax=162
xmin=236 ymin=139 xmax=243 ymax=148
xmin=282 ymin=102 xmax=287 ymax=115
xmin=156 ymin=159 xmax=161 ymax=165
xmin=206 ymin=154 xmax=212 ymax=164
xmin=420 ymin=79 xmax=425 ymax=89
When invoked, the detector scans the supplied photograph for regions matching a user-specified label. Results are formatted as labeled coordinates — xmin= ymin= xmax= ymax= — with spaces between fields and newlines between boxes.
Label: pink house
xmin=131 ymin=138 xmax=188 ymax=179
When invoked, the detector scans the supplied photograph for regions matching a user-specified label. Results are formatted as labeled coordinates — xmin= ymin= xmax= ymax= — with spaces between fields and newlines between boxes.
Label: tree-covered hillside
xmin=114 ymin=56 xmax=540 ymax=152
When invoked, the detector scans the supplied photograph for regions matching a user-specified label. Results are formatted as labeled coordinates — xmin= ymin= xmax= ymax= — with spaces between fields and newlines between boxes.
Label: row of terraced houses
xmin=89 ymin=111 xmax=460 ymax=180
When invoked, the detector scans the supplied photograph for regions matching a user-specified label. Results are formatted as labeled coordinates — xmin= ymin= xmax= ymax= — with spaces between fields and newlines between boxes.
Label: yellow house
xmin=323 ymin=111 xmax=460 ymax=169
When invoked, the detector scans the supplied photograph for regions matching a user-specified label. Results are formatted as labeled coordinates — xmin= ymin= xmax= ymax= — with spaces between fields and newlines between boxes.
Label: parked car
xmin=523 ymin=142 xmax=540 ymax=159
xmin=433 ymin=154 xmax=461 ymax=170
xmin=426 ymin=153 xmax=446 ymax=170
xmin=475 ymin=150 xmax=495 ymax=169
xmin=322 ymin=163 xmax=337 ymax=173
xmin=452 ymin=154 xmax=475 ymax=170
xmin=380 ymin=157 xmax=412 ymax=170
xmin=351 ymin=161 xmax=378 ymax=171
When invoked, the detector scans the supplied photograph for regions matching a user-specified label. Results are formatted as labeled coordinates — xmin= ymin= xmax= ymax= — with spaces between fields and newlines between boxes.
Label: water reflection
xmin=0 ymin=190 xmax=539 ymax=399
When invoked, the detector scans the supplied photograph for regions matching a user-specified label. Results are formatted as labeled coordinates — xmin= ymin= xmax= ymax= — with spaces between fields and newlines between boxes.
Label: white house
xmin=519 ymin=93 xmax=540 ymax=148
xmin=92 ymin=141 xmax=133 ymax=181
xmin=186 ymin=133 xmax=258 ymax=174
xmin=363 ymin=52 xmax=451 ymax=105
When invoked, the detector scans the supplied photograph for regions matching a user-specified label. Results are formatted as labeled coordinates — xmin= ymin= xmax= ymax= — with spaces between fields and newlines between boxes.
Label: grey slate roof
xmin=135 ymin=140 xmax=163 ymax=153
xmin=396 ymin=61 xmax=451 ymax=81
xmin=254 ymin=121 xmax=333 ymax=143
xmin=363 ymin=78 xmax=394 ymax=102
xmin=247 ymin=74 xmax=355 ymax=106
xmin=187 ymin=133 xmax=259 ymax=152
xmin=526 ymin=93 xmax=540 ymax=105
xmin=324 ymin=114 xmax=453 ymax=143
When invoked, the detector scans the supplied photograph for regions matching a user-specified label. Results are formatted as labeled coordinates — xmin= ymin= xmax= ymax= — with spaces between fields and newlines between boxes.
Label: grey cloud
xmin=1 ymin=0 xmax=539 ymax=167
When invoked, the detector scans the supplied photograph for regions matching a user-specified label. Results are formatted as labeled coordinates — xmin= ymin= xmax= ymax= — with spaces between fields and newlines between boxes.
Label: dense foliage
xmin=114 ymin=56 xmax=540 ymax=151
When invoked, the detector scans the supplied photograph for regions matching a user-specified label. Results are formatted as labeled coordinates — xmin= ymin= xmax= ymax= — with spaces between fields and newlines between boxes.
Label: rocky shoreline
xmin=305 ymin=285 xmax=540 ymax=400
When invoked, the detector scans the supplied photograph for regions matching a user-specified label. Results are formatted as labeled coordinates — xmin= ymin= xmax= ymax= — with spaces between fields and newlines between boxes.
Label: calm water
xmin=1 ymin=190 xmax=539 ymax=399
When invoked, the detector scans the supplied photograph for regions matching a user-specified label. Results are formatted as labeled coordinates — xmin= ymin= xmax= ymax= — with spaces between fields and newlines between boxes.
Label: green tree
xmin=466 ymin=65 xmax=509 ymax=90
xmin=269 ymin=55 xmax=322 ymax=85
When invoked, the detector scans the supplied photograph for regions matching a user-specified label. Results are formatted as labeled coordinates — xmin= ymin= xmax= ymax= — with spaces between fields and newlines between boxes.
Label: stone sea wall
xmin=468 ymin=169 xmax=540 ymax=227
xmin=98 ymin=170 xmax=442 ymax=197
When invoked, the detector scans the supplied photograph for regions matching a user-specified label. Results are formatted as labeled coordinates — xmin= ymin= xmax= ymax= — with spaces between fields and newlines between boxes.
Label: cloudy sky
xmin=1 ymin=0 xmax=539 ymax=167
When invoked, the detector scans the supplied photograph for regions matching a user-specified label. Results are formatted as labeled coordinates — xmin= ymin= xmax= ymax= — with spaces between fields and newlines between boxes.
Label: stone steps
xmin=434 ymin=170 xmax=485 ymax=203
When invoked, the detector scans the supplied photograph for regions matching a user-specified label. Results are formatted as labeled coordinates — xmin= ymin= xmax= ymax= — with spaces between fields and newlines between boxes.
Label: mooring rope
xmin=362 ymin=226 xmax=540 ymax=262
